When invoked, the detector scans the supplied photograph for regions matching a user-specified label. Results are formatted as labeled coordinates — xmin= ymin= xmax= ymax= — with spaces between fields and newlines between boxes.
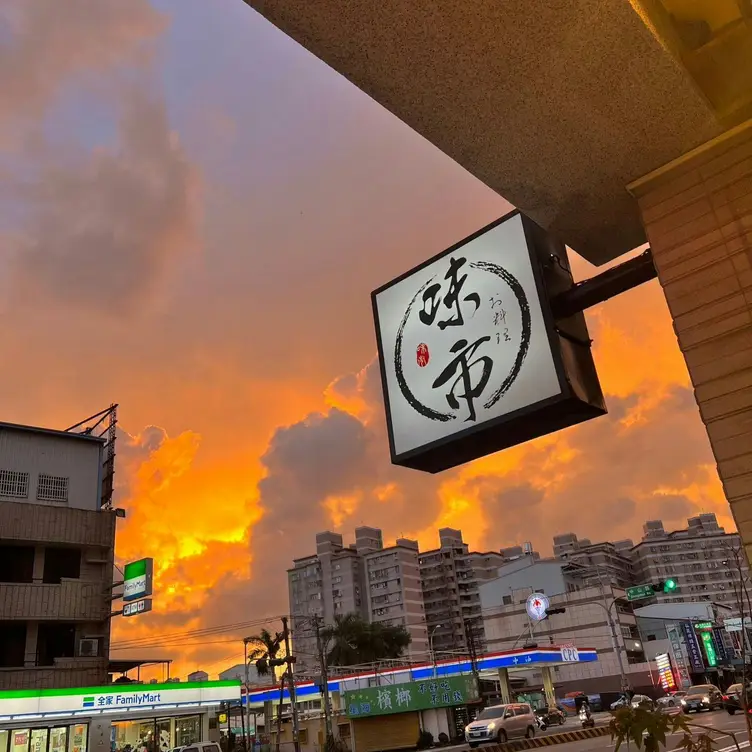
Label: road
xmin=446 ymin=710 xmax=751 ymax=752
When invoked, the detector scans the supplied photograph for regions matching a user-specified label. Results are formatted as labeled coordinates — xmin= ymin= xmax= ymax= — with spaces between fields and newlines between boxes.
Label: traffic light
xmin=654 ymin=579 xmax=678 ymax=593
xmin=546 ymin=607 xmax=566 ymax=616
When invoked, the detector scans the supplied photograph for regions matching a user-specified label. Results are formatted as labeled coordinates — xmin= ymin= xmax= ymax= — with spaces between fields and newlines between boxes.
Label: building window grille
xmin=0 ymin=470 xmax=29 ymax=499
xmin=37 ymin=474 xmax=69 ymax=503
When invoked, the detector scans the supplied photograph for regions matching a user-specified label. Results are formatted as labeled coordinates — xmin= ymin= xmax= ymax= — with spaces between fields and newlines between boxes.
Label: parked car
xmin=724 ymin=683 xmax=752 ymax=714
xmin=534 ymin=706 xmax=567 ymax=726
xmin=465 ymin=703 xmax=538 ymax=746
xmin=681 ymin=685 xmax=724 ymax=713
xmin=630 ymin=695 xmax=655 ymax=710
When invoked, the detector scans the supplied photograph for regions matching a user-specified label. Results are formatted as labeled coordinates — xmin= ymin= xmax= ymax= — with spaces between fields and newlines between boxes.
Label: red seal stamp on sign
xmin=416 ymin=343 xmax=430 ymax=367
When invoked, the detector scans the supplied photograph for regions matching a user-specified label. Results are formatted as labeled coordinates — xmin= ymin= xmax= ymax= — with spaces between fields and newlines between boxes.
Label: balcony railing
xmin=0 ymin=579 xmax=109 ymax=621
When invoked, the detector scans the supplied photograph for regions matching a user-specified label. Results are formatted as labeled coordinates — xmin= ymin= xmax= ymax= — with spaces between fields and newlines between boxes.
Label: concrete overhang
xmin=243 ymin=0 xmax=728 ymax=264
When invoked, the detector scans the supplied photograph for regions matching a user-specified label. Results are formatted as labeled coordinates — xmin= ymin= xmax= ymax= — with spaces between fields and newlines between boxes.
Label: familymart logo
xmin=82 ymin=692 xmax=162 ymax=710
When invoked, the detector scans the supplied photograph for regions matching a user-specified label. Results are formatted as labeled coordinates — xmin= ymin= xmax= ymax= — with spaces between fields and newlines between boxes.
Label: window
xmin=502 ymin=595 xmax=512 ymax=605
xmin=37 ymin=474 xmax=69 ymax=503
xmin=0 ymin=470 xmax=29 ymax=499
xmin=0 ymin=622 xmax=26 ymax=667
xmin=43 ymin=548 xmax=81 ymax=584
xmin=0 ymin=545 xmax=34 ymax=584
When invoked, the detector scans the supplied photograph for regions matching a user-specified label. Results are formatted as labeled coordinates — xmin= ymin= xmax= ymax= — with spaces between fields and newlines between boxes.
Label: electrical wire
xmin=111 ymin=615 xmax=286 ymax=649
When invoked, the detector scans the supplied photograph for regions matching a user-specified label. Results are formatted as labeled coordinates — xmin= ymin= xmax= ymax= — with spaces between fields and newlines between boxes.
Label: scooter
xmin=579 ymin=705 xmax=595 ymax=729
xmin=535 ymin=715 xmax=548 ymax=732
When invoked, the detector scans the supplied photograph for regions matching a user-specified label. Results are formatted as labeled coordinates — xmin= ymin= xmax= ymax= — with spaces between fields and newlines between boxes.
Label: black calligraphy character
xmin=438 ymin=257 xmax=480 ymax=329
xmin=419 ymin=283 xmax=442 ymax=326
xmin=432 ymin=337 xmax=493 ymax=422
xmin=489 ymin=295 xmax=504 ymax=309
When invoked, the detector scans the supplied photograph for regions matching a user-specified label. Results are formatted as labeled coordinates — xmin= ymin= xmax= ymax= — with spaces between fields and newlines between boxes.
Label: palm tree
xmin=321 ymin=613 xmax=411 ymax=666
xmin=245 ymin=628 xmax=282 ymax=676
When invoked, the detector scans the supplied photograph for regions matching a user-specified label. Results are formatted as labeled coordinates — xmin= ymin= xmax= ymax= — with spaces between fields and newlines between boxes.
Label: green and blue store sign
xmin=0 ymin=681 xmax=241 ymax=721
xmin=344 ymin=676 xmax=478 ymax=719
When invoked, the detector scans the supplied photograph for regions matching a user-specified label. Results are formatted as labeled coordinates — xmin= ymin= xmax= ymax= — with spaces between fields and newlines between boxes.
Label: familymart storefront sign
xmin=0 ymin=681 xmax=241 ymax=721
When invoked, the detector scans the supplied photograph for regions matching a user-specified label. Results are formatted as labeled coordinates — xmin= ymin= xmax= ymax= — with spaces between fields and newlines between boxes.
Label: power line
xmin=111 ymin=615 xmax=286 ymax=649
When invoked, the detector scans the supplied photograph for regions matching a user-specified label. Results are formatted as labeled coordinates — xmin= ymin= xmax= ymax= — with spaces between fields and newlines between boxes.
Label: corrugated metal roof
xmin=0 ymin=420 xmax=105 ymax=443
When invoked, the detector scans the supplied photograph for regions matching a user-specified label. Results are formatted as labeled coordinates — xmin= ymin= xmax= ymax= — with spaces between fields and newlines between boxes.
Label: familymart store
xmin=0 ymin=681 xmax=241 ymax=752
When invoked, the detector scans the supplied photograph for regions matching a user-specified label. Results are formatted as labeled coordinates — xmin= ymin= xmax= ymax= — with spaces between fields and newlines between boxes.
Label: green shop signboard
xmin=344 ymin=675 xmax=478 ymax=719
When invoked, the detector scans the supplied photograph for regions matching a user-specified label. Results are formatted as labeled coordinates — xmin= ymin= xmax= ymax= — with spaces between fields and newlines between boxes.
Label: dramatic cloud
xmin=1 ymin=0 xmax=737 ymax=681
xmin=0 ymin=0 xmax=165 ymax=140
xmin=3 ymin=89 xmax=200 ymax=314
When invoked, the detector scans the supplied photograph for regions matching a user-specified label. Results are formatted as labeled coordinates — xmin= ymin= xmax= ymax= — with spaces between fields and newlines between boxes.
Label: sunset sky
xmin=0 ymin=0 xmax=733 ymax=680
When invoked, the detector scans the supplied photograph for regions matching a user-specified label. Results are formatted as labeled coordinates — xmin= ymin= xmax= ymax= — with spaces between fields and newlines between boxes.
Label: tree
xmin=609 ymin=706 xmax=731 ymax=752
xmin=321 ymin=613 xmax=411 ymax=666
xmin=246 ymin=628 xmax=282 ymax=676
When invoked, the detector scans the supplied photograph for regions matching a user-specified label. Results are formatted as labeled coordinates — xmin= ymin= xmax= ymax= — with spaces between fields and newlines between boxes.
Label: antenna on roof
xmin=66 ymin=404 xmax=118 ymax=510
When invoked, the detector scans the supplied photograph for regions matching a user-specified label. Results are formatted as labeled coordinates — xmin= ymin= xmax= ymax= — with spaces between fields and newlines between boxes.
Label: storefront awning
xmin=244 ymin=645 xmax=597 ymax=706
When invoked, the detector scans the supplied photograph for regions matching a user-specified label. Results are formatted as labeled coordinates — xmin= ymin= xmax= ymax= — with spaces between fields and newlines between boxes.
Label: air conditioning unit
xmin=79 ymin=638 xmax=100 ymax=657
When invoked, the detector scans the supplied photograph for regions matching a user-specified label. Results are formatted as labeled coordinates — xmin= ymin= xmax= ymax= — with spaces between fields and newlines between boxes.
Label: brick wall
xmin=629 ymin=119 xmax=752 ymax=562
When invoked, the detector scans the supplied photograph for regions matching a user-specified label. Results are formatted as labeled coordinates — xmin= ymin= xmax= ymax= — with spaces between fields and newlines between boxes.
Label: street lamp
xmin=429 ymin=624 xmax=443 ymax=678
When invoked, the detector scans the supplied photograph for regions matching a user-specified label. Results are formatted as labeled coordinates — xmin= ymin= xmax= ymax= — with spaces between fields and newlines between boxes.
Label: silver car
xmin=465 ymin=703 xmax=537 ymax=746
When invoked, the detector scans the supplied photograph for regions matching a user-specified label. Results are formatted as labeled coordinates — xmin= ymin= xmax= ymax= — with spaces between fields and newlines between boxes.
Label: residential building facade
xmin=418 ymin=530 xmax=533 ymax=658
xmin=288 ymin=530 xmax=370 ymax=674
xmin=364 ymin=538 xmax=429 ymax=660
xmin=631 ymin=514 xmax=747 ymax=608
xmin=551 ymin=513 xmax=748 ymax=609
xmin=0 ymin=421 xmax=116 ymax=689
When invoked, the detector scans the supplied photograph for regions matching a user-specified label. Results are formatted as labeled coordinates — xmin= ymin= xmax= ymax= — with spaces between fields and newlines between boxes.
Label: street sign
xmin=626 ymin=584 xmax=655 ymax=601
xmin=123 ymin=599 xmax=153 ymax=618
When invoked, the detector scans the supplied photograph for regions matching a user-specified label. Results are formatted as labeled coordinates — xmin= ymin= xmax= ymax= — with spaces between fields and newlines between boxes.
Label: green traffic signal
xmin=664 ymin=579 xmax=677 ymax=592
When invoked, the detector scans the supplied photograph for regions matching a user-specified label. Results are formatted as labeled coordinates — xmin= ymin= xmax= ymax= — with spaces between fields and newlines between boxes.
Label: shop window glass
xmin=30 ymin=729 xmax=48 ymax=752
xmin=156 ymin=720 xmax=172 ymax=752
xmin=68 ymin=724 xmax=87 ymax=752
xmin=174 ymin=717 xmax=200 ymax=748
xmin=11 ymin=730 xmax=29 ymax=752
xmin=0 ymin=731 xmax=10 ymax=752
xmin=50 ymin=728 xmax=67 ymax=752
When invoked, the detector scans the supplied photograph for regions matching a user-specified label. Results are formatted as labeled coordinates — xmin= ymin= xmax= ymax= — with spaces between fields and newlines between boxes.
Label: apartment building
xmin=554 ymin=535 xmax=637 ymax=589
xmin=364 ymin=538 xmax=429 ymax=659
xmin=0 ymin=420 xmax=116 ymax=689
xmin=632 ymin=514 xmax=747 ymax=608
xmin=418 ymin=530 xmax=538 ymax=658
xmin=288 ymin=530 xmax=371 ymax=672
xmin=479 ymin=560 xmax=652 ymax=694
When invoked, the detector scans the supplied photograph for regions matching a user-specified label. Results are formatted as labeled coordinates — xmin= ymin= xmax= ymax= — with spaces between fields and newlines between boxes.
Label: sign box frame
xmin=371 ymin=210 xmax=606 ymax=473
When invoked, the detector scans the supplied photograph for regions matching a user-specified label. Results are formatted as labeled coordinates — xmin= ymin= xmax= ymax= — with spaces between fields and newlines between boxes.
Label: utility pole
xmin=243 ymin=638 xmax=252 ymax=752
xmin=464 ymin=618 xmax=482 ymax=699
xmin=314 ymin=616 xmax=334 ymax=743
xmin=281 ymin=617 xmax=301 ymax=752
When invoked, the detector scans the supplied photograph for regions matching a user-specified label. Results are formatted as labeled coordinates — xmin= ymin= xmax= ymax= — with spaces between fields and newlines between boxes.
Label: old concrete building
xmin=479 ymin=560 xmax=652 ymax=693
xmin=418 ymin=529 xmax=529 ymax=658
xmin=631 ymin=513 xmax=748 ymax=607
xmin=0 ymin=420 xmax=116 ymax=689
xmin=364 ymin=538 xmax=429 ymax=660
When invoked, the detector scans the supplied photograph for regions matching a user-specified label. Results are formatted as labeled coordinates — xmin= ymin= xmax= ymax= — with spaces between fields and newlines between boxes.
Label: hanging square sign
xmin=372 ymin=211 xmax=606 ymax=472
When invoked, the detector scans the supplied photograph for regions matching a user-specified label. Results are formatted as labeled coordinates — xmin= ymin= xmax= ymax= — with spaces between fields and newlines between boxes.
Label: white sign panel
xmin=526 ymin=593 xmax=550 ymax=622
xmin=123 ymin=598 xmax=153 ymax=617
xmin=0 ymin=681 xmax=241 ymax=719
xmin=560 ymin=647 xmax=579 ymax=662
xmin=373 ymin=213 xmax=562 ymax=462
